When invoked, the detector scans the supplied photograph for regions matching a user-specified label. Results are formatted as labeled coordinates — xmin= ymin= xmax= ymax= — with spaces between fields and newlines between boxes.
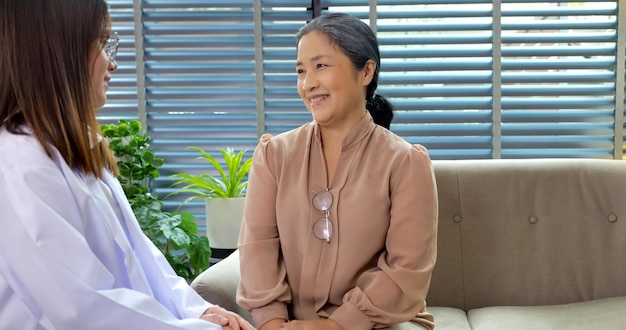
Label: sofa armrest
xmin=190 ymin=250 xmax=252 ymax=323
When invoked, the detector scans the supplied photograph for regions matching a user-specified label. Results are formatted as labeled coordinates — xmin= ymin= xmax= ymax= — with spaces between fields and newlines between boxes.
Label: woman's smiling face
xmin=296 ymin=30 xmax=374 ymax=129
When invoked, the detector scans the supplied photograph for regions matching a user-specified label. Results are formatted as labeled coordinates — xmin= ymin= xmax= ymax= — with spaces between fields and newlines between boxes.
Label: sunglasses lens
xmin=313 ymin=190 xmax=332 ymax=211
xmin=313 ymin=217 xmax=333 ymax=241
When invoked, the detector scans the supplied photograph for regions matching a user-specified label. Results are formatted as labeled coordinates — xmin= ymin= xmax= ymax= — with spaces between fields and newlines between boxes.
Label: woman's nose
xmin=108 ymin=59 xmax=118 ymax=72
xmin=302 ymin=72 xmax=318 ymax=91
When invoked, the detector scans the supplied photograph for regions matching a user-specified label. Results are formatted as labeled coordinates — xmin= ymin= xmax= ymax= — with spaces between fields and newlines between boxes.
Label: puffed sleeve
xmin=0 ymin=152 xmax=220 ymax=329
xmin=330 ymin=144 xmax=437 ymax=330
xmin=236 ymin=134 xmax=291 ymax=328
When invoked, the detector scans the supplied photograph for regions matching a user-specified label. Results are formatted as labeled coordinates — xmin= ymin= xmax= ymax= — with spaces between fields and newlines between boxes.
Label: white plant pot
xmin=205 ymin=197 xmax=246 ymax=249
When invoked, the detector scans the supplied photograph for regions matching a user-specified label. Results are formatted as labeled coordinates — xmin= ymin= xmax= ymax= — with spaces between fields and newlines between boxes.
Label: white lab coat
xmin=0 ymin=127 xmax=223 ymax=329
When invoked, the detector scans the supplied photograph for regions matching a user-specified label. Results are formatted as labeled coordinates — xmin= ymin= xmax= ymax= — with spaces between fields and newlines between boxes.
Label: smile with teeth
xmin=309 ymin=95 xmax=328 ymax=105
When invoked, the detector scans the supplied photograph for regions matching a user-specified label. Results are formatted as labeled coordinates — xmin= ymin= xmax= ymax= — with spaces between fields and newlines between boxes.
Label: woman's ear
xmin=361 ymin=59 xmax=376 ymax=86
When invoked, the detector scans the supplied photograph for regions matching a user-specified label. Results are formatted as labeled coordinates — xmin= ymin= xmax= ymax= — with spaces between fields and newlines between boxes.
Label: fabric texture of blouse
xmin=0 ymin=127 xmax=221 ymax=329
xmin=236 ymin=113 xmax=438 ymax=330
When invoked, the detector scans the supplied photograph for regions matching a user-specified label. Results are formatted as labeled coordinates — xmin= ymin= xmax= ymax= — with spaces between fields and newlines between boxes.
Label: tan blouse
xmin=236 ymin=113 xmax=438 ymax=330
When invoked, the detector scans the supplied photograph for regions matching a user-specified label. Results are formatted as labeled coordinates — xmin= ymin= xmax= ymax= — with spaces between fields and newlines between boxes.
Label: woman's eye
xmin=316 ymin=63 xmax=327 ymax=69
xmin=296 ymin=68 xmax=305 ymax=74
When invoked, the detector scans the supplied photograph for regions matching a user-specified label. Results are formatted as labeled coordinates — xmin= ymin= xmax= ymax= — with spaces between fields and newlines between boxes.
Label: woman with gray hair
xmin=236 ymin=13 xmax=438 ymax=330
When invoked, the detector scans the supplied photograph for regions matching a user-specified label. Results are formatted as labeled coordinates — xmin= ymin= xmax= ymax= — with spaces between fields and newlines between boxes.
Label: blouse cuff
xmin=250 ymin=301 xmax=289 ymax=328
xmin=329 ymin=302 xmax=372 ymax=330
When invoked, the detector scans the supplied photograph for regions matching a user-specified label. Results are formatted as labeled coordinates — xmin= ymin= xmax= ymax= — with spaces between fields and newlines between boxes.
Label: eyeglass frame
xmin=105 ymin=32 xmax=119 ymax=62
xmin=312 ymin=189 xmax=334 ymax=243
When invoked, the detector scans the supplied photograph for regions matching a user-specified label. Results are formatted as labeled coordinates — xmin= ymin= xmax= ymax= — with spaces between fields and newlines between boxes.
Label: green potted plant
xmin=169 ymin=147 xmax=252 ymax=250
xmin=100 ymin=119 xmax=211 ymax=282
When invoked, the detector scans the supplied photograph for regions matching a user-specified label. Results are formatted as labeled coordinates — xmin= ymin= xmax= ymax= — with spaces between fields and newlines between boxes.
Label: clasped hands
xmin=200 ymin=305 xmax=256 ymax=330
xmin=200 ymin=308 xmax=345 ymax=330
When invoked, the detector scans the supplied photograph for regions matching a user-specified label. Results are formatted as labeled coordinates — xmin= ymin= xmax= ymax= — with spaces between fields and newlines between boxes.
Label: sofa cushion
xmin=467 ymin=296 xmax=626 ymax=330
xmin=429 ymin=307 xmax=471 ymax=330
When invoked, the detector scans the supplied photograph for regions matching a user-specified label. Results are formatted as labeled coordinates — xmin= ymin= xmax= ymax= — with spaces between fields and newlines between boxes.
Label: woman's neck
xmin=318 ymin=110 xmax=366 ymax=183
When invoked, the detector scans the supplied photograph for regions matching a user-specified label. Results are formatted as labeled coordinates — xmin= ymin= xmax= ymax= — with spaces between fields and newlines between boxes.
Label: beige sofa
xmin=191 ymin=159 xmax=626 ymax=329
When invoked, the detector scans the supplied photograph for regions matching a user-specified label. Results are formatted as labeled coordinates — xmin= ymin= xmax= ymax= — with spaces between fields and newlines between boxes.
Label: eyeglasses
xmin=312 ymin=189 xmax=333 ymax=243
xmin=105 ymin=32 xmax=119 ymax=61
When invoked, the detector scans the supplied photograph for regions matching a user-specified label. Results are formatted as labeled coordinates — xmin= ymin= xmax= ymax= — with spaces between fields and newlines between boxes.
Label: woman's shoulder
xmin=258 ymin=122 xmax=315 ymax=152
xmin=0 ymin=128 xmax=55 ymax=172
xmin=365 ymin=128 xmax=432 ymax=178
xmin=373 ymin=126 xmax=429 ymax=156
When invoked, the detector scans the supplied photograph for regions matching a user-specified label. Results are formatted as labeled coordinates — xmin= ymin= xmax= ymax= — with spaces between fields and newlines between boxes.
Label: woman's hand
xmin=279 ymin=319 xmax=344 ymax=330
xmin=200 ymin=305 xmax=256 ymax=330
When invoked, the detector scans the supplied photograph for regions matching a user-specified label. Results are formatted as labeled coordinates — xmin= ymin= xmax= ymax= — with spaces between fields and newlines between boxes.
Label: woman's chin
xmin=94 ymin=96 xmax=107 ymax=108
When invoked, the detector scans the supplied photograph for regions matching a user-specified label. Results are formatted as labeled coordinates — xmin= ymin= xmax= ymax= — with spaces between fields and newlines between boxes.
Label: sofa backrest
xmin=426 ymin=159 xmax=626 ymax=311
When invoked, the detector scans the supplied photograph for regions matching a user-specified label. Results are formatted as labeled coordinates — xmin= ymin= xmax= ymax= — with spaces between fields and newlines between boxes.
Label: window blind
xmin=261 ymin=0 xmax=496 ymax=160
xmin=139 ymin=1 xmax=258 ymax=216
xmin=261 ymin=0 xmax=314 ymax=135
xmin=102 ymin=0 xmax=138 ymax=124
xmin=104 ymin=0 xmax=625 ymax=223
xmin=318 ymin=0 xmax=622 ymax=159
xmin=104 ymin=0 xmax=258 ymax=220
xmin=373 ymin=1 xmax=496 ymax=159
xmin=499 ymin=1 xmax=619 ymax=159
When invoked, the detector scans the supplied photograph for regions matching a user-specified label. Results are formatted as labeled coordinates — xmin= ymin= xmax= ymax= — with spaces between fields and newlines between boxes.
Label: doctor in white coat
xmin=0 ymin=0 xmax=254 ymax=329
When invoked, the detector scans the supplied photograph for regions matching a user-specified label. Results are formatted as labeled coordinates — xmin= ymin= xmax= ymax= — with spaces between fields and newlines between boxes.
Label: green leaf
xmin=141 ymin=151 xmax=155 ymax=163
xmin=167 ymin=227 xmax=191 ymax=248
xmin=147 ymin=169 xmax=160 ymax=179
xmin=178 ymin=212 xmax=199 ymax=235
xmin=128 ymin=119 xmax=141 ymax=134
xmin=188 ymin=235 xmax=211 ymax=276
xmin=152 ymin=158 xmax=164 ymax=167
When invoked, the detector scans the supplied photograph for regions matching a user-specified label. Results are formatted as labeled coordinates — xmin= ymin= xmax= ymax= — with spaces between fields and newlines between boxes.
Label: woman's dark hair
xmin=296 ymin=13 xmax=394 ymax=129
xmin=0 ymin=0 xmax=117 ymax=177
